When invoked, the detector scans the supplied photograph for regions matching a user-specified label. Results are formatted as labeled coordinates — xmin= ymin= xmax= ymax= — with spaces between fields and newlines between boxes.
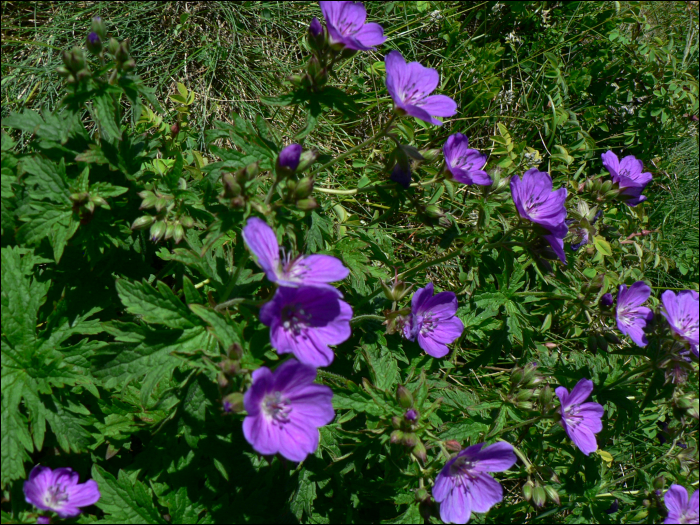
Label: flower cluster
xmin=241 ymin=217 xmax=350 ymax=460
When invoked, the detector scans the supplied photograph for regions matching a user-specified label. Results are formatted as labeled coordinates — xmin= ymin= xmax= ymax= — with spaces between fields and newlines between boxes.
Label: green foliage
xmin=1 ymin=2 xmax=698 ymax=525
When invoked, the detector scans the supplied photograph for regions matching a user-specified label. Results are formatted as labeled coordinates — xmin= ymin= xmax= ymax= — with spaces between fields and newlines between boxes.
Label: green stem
xmin=599 ymin=363 xmax=652 ymax=391
xmin=490 ymin=415 xmax=548 ymax=438
xmin=264 ymin=180 xmax=278 ymax=205
xmin=350 ymin=314 xmax=386 ymax=325
xmin=219 ymin=251 xmax=249 ymax=303
xmin=310 ymin=114 xmax=396 ymax=178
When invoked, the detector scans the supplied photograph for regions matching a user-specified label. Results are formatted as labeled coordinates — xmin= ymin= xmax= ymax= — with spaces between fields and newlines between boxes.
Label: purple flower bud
xmin=404 ymin=409 xmax=418 ymax=422
xmin=390 ymin=163 xmax=412 ymax=189
xmin=600 ymin=293 xmax=614 ymax=308
xmin=277 ymin=143 xmax=302 ymax=173
xmin=24 ymin=466 xmax=100 ymax=518
xmin=605 ymin=499 xmax=620 ymax=514
xmin=309 ymin=17 xmax=323 ymax=37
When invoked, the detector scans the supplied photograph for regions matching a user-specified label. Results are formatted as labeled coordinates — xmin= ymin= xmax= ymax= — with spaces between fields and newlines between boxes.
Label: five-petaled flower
xmin=555 ymin=378 xmax=604 ymax=456
xmin=243 ymin=217 xmax=349 ymax=290
xmin=663 ymin=484 xmax=699 ymax=524
xmin=320 ymin=1 xmax=386 ymax=51
xmin=601 ymin=151 xmax=652 ymax=207
xmin=443 ymin=134 xmax=491 ymax=186
xmin=23 ymin=465 xmax=100 ymax=518
xmin=260 ymin=285 xmax=352 ymax=367
xmin=615 ymin=281 xmax=654 ymax=347
xmin=510 ymin=168 xmax=568 ymax=263
xmin=402 ymin=282 xmax=464 ymax=358
xmin=385 ymin=50 xmax=457 ymax=126
xmin=432 ymin=442 xmax=517 ymax=524
xmin=661 ymin=290 xmax=699 ymax=357
xmin=243 ymin=359 xmax=334 ymax=462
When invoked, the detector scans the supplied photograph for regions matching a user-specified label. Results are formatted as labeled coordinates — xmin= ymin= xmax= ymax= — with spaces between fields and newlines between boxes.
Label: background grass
xmin=2 ymin=1 xmax=697 ymax=292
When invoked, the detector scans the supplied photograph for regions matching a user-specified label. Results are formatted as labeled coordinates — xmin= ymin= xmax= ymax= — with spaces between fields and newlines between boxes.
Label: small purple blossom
xmin=555 ymin=378 xmax=604 ymax=456
xmin=309 ymin=17 xmax=323 ymax=37
xmin=404 ymin=409 xmax=418 ymax=422
xmin=385 ymin=50 xmax=457 ymax=126
xmin=511 ymin=168 xmax=568 ymax=263
xmin=433 ymin=442 xmax=517 ymax=524
xmin=260 ymin=285 xmax=352 ymax=367
xmin=600 ymin=293 xmax=614 ymax=308
xmin=242 ymin=217 xmax=349 ymax=289
xmin=402 ymin=283 xmax=464 ymax=358
xmin=443 ymin=134 xmax=491 ymax=186
xmin=243 ymin=359 xmax=334 ymax=462
xmin=87 ymin=32 xmax=100 ymax=45
xmin=23 ymin=466 xmax=100 ymax=518
xmin=320 ymin=1 xmax=385 ymax=51
xmin=277 ymin=143 xmax=303 ymax=172
xmin=390 ymin=162 xmax=411 ymax=189
xmin=663 ymin=484 xmax=699 ymax=524
xmin=661 ymin=290 xmax=699 ymax=352
xmin=601 ymin=151 xmax=653 ymax=207
xmin=615 ymin=282 xmax=653 ymax=347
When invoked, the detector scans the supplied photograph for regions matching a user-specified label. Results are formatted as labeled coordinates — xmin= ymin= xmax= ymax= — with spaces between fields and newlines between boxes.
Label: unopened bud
xmin=511 ymin=367 xmax=525 ymax=386
xmin=181 ymin=215 xmax=194 ymax=228
xmin=108 ymin=37 xmax=120 ymax=56
xmin=539 ymin=384 xmax=553 ymax=406
xmin=230 ymin=196 xmax=246 ymax=209
xmin=587 ymin=334 xmax=598 ymax=353
xmin=596 ymin=334 xmax=609 ymax=352
xmin=149 ymin=220 xmax=166 ymax=242
xmin=91 ymin=16 xmax=107 ymax=39
xmin=544 ymin=486 xmax=560 ymax=506
xmin=391 ymin=416 xmax=401 ymax=429
xmin=155 ymin=196 xmax=169 ymax=212
xmin=170 ymin=122 xmax=180 ymax=135
xmin=222 ymin=173 xmax=242 ymax=198
xmin=245 ymin=162 xmax=259 ymax=180
xmin=522 ymin=480 xmax=534 ymax=502
xmin=56 ymin=66 xmax=71 ymax=78
xmin=131 ymin=215 xmax=155 ymax=230
xmin=600 ymin=180 xmax=613 ymax=194
xmin=288 ymin=74 xmax=303 ymax=87
xmin=414 ymin=488 xmax=430 ymax=503
xmin=121 ymin=58 xmax=136 ymax=71
xmin=91 ymin=195 xmax=108 ymax=208
xmin=419 ymin=149 xmax=441 ymax=163
xmin=173 ymin=223 xmax=185 ymax=244
xmin=533 ymin=486 xmax=547 ymax=508
xmin=425 ymin=205 xmax=444 ymax=219
xmin=217 ymin=372 xmax=229 ymax=389
xmin=86 ymin=32 xmax=102 ymax=55
xmin=222 ymin=393 xmax=244 ymax=413
xmin=139 ymin=191 xmax=157 ymax=209
xmin=297 ymin=149 xmax=318 ymax=172
xmin=444 ymin=440 xmax=461 ymax=452
xmin=403 ymin=432 xmax=418 ymax=448
xmin=516 ymin=401 xmax=534 ymax=411
xmin=652 ymin=475 xmax=665 ymax=491
xmin=412 ymin=440 xmax=427 ymax=463
xmin=516 ymin=389 xmax=534 ymax=402
xmin=522 ymin=362 xmax=538 ymax=384
xmin=164 ymin=221 xmax=176 ymax=240
xmin=390 ymin=429 xmax=404 ymax=444
xmin=296 ymin=197 xmax=319 ymax=211
xmin=295 ymin=177 xmax=315 ymax=199
xmin=396 ymin=386 xmax=414 ymax=409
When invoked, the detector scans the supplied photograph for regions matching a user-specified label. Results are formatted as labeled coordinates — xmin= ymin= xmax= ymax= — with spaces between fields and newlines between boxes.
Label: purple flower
xmin=242 ymin=217 xmax=349 ymax=289
xmin=320 ymin=1 xmax=385 ymax=51
xmin=615 ymin=282 xmax=653 ymax=347
xmin=600 ymin=293 xmax=614 ymax=308
xmin=601 ymin=151 xmax=652 ymax=206
xmin=511 ymin=168 xmax=567 ymax=233
xmin=390 ymin=162 xmax=412 ymax=189
xmin=87 ymin=32 xmax=100 ymax=45
xmin=309 ymin=17 xmax=323 ymax=37
xmin=403 ymin=283 xmax=464 ymax=358
xmin=511 ymin=168 xmax=568 ymax=263
xmin=260 ymin=285 xmax=352 ymax=367
xmin=277 ymin=144 xmax=303 ymax=172
xmin=555 ymin=378 xmax=604 ymax=456
xmin=385 ymin=50 xmax=457 ymax=126
xmin=37 ymin=517 xmax=51 ymax=525
xmin=23 ymin=466 xmax=100 ymax=518
xmin=443 ymin=134 xmax=491 ymax=186
xmin=405 ymin=409 xmax=418 ymax=422
xmin=661 ymin=290 xmax=699 ymax=351
xmin=433 ymin=442 xmax=517 ymax=524
xmin=243 ymin=359 xmax=334 ymax=462
xmin=663 ymin=484 xmax=699 ymax=524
